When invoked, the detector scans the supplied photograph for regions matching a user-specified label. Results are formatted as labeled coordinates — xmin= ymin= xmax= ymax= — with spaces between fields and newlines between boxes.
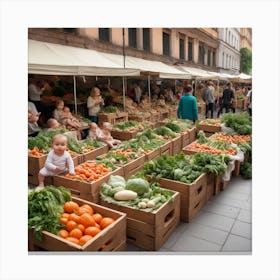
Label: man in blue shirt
xmin=177 ymin=85 xmax=198 ymax=123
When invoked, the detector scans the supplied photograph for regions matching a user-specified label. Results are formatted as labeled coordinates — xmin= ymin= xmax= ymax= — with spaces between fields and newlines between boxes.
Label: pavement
xmin=126 ymin=175 xmax=252 ymax=253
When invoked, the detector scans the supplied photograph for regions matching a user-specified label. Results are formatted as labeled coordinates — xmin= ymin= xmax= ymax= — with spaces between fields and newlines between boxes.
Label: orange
xmin=79 ymin=235 xmax=93 ymax=246
xmin=69 ymin=228 xmax=83 ymax=239
xmin=60 ymin=217 xmax=68 ymax=225
xmin=66 ymin=237 xmax=80 ymax=245
xmin=100 ymin=217 xmax=115 ymax=229
xmin=66 ymin=220 xmax=78 ymax=232
xmin=93 ymin=213 xmax=103 ymax=224
xmin=68 ymin=213 xmax=81 ymax=223
xmin=84 ymin=226 xmax=101 ymax=237
xmin=79 ymin=213 xmax=96 ymax=227
xmin=58 ymin=229 xmax=69 ymax=239
xmin=77 ymin=224 xmax=85 ymax=233
xmin=64 ymin=201 xmax=80 ymax=213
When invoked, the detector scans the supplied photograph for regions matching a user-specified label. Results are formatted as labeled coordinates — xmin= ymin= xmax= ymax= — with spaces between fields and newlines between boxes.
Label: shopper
xmin=202 ymin=81 xmax=215 ymax=118
xmin=245 ymin=88 xmax=252 ymax=116
xmin=177 ymin=85 xmax=198 ymax=123
xmin=87 ymin=87 xmax=105 ymax=123
xmin=28 ymin=101 xmax=41 ymax=136
xmin=37 ymin=134 xmax=75 ymax=189
xmin=217 ymin=82 xmax=235 ymax=118
xmin=28 ymin=78 xmax=45 ymax=112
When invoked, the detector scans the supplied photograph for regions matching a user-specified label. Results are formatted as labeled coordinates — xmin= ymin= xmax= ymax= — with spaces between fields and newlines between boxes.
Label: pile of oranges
xmin=59 ymin=201 xmax=115 ymax=246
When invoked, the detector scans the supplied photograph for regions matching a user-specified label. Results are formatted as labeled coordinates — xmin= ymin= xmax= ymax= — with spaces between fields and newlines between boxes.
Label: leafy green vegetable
xmin=221 ymin=113 xmax=252 ymax=135
xmin=240 ymin=162 xmax=252 ymax=179
xmin=28 ymin=186 xmax=71 ymax=241
xmin=126 ymin=178 xmax=150 ymax=195
xmin=153 ymin=126 xmax=178 ymax=138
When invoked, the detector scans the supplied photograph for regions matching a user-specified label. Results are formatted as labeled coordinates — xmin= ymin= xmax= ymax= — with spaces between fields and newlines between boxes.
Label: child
xmin=53 ymin=99 xmax=65 ymax=124
xmin=99 ymin=122 xmax=121 ymax=148
xmin=46 ymin=118 xmax=65 ymax=131
xmin=62 ymin=106 xmax=82 ymax=130
xmin=37 ymin=134 xmax=75 ymax=189
xmin=87 ymin=122 xmax=102 ymax=141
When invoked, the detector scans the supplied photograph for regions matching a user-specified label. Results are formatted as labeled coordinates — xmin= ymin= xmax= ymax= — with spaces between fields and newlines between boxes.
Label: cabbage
xmin=125 ymin=178 xmax=150 ymax=195
xmin=108 ymin=175 xmax=126 ymax=188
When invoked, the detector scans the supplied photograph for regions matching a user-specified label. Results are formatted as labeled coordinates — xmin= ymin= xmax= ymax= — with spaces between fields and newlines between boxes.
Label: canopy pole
xmin=194 ymin=78 xmax=197 ymax=97
xmin=108 ymin=78 xmax=110 ymax=87
xmin=73 ymin=76 xmax=77 ymax=114
xmin=148 ymin=74 xmax=151 ymax=104
xmin=122 ymin=76 xmax=126 ymax=111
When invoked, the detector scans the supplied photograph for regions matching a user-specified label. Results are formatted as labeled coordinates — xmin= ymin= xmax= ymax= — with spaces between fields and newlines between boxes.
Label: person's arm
xmin=66 ymin=153 xmax=75 ymax=174
xmin=193 ymin=98 xmax=199 ymax=121
xmin=87 ymin=97 xmax=98 ymax=109
xmin=177 ymin=99 xmax=182 ymax=118
xmin=44 ymin=151 xmax=58 ymax=171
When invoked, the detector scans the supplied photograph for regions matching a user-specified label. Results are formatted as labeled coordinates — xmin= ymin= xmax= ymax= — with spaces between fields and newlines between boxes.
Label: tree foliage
xmin=240 ymin=47 xmax=252 ymax=74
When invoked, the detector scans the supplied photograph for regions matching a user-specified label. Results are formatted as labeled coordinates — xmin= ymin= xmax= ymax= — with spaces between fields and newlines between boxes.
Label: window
xmin=128 ymin=28 xmax=137 ymax=48
xmin=179 ymin=38 xmax=185 ymax=60
xmin=188 ymin=39 xmax=193 ymax=61
xmin=222 ymin=52 xmax=224 ymax=67
xmin=99 ymin=28 xmax=110 ymax=42
xmin=213 ymin=51 xmax=216 ymax=67
xmin=163 ymin=32 xmax=170 ymax=56
xmin=198 ymin=44 xmax=204 ymax=64
xmin=207 ymin=50 xmax=211 ymax=66
xmin=143 ymin=28 xmax=150 ymax=51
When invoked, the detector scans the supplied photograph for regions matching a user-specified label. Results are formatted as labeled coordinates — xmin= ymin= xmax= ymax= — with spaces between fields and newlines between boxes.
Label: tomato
xmin=64 ymin=201 xmax=80 ymax=214
xmin=84 ymin=226 xmax=101 ymax=237
xmin=100 ymin=217 xmax=115 ymax=229
xmin=79 ymin=213 xmax=96 ymax=227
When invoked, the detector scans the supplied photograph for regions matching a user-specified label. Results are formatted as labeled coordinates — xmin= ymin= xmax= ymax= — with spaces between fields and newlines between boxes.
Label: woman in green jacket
xmin=177 ymin=85 xmax=198 ymax=123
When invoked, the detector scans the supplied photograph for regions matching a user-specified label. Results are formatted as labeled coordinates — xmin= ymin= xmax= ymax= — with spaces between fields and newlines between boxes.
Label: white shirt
xmin=45 ymin=150 xmax=75 ymax=174
xmin=28 ymin=83 xmax=43 ymax=101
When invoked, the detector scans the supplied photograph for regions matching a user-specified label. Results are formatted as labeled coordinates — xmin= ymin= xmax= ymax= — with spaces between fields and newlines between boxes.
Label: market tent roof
xmin=101 ymin=52 xmax=191 ymax=79
xmin=233 ymin=73 xmax=252 ymax=82
xmin=176 ymin=66 xmax=217 ymax=79
xmin=28 ymin=39 xmax=140 ymax=76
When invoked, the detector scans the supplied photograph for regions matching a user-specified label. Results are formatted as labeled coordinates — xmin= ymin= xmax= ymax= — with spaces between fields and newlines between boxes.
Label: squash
xmin=114 ymin=190 xmax=138 ymax=201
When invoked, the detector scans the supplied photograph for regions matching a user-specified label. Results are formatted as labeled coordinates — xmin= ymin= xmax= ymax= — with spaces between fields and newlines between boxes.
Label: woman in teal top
xmin=177 ymin=85 xmax=198 ymax=123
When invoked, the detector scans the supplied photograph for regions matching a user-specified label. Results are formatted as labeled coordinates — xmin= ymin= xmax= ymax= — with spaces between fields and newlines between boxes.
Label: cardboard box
xmin=100 ymin=191 xmax=180 ymax=251
xmin=147 ymin=173 xmax=207 ymax=222
xmin=28 ymin=197 xmax=126 ymax=252
xmin=53 ymin=166 xmax=123 ymax=203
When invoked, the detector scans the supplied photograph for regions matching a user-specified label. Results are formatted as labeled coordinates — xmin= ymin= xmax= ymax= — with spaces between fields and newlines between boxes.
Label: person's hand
xmin=55 ymin=166 xmax=61 ymax=172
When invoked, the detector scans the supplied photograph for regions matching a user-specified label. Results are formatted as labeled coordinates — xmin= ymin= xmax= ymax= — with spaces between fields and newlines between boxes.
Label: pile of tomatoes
xmin=59 ymin=201 xmax=115 ymax=246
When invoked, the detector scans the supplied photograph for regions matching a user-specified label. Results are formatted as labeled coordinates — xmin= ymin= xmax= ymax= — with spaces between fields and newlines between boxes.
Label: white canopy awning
xmin=101 ymin=52 xmax=190 ymax=79
xmin=176 ymin=66 xmax=216 ymax=79
xmin=28 ymin=39 xmax=140 ymax=76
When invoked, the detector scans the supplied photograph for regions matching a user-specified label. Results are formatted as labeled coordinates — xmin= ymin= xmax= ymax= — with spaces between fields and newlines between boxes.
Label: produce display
xmin=64 ymin=160 xmax=115 ymax=182
xmin=99 ymin=105 xmax=119 ymax=113
xmin=221 ymin=112 xmax=252 ymax=135
xmin=153 ymin=126 xmax=178 ymax=139
xmin=113 ymin=120 xmax=152 ymax=132
xmin=100 ymin=175 xmax=174 ymax=212
xmin=187 ymin=131 xmax=238 ymax=155
xmin=199 ymin=119 xmax=221 ymax=126
xmin=58 ymin=201 xmax=115 ymax=246
xmin=143 ymin=152 xmax=230 ymax=183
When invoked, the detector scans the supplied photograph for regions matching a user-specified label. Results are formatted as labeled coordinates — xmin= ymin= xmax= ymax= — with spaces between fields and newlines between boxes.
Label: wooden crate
xmin=98 ymin=113 xmax=117 ymax=126
xmin=144 ymin=147 xmax=161 ymax=162
xmin=198 ymin=123 xmax=221 ymax=133
xmin=159 ymin=110 xmax=169 ymax=120
xmin=188 ymin=127 xmax=197 ymax=143
xmin=28 ymin=197 xmax=126 ymax=252
xmin=160 ymin=141 xmax=172 ymax=156
xmin=120 ymin=155 xmax=146 ymax=180
xmin=171 ymin=136 xmax=182 ymax=155
xmin=114 ymin=112 xmax=129 ymax=124
xmin=233 ymin=160 xmax=241 ymax=176
xmin=168 ymin=107 xmax=177 ymax=118
xmin=28 ymin=155 xmax=79 ymax=186
xmin=80 ymin=144 xmax=109 ymax=164
xmin=151 ymin=112 xmax=160 ymax=123
xmin=53 ymin=167 xmax=123 ymax=203
xmin=181 ymin=130 xmax=190 ymax=148
xmin=111 ymin=130 xmax=138 ymax=141
xmin=100 ymin=191 xmax=180 ymax=251
xmin=147 ymin=173 xmax=207 ymax=222
xmin=128 ymin=114 xmax=151 ymax=122
xmin=206 ymin=173 xmax=223 ymax=200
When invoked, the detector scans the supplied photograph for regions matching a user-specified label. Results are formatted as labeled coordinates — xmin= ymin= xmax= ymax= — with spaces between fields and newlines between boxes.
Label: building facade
xmin=240 ymin=28 xmax=252 ymax=51
xmin=217 ymin=28 xmax=241 ymax=74
xmin=28 ymin=28 xmax=220 ymax=72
